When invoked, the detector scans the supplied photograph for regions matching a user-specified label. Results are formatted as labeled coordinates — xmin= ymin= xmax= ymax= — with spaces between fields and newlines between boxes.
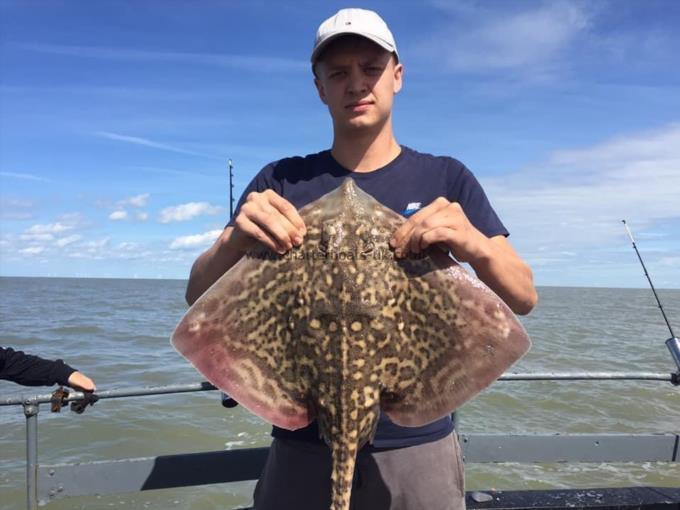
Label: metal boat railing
xmin=2 ymin=372 xmax=679 ymax=510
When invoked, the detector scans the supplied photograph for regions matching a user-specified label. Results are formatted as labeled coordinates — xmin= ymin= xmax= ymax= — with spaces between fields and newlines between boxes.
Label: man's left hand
xmin=389 ymin=197 xmax=489 ymax=263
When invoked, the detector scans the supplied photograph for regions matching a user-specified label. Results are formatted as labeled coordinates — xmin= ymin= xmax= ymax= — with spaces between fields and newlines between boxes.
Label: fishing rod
xmin=222 ymin=158 xmax=239 ymax=408
xmin=622 ymin=220 xmax=680 ymax=384
xmin=228 ymin=158 xmax=235 ymax=219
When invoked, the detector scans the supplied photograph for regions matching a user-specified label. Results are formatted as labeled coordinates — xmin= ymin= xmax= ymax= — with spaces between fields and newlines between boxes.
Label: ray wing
xmin=171 ymin=250 xmax=314 ymax=430
xmin=378 ymin=249 xmax=531 ymax=427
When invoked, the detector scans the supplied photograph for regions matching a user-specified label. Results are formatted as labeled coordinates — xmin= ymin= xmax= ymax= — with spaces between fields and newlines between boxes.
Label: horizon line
xmin=0 ymin=274 xmax=677 ymax=291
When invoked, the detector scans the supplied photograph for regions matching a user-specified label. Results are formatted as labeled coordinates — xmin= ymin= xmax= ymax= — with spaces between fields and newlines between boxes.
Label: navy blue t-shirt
xmin=229 ymin=146 xmax=508 ymax=449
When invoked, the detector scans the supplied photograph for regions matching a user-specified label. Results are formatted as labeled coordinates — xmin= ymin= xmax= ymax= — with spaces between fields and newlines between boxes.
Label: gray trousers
xmin=253 ymin=433 xmax=466 ymax=510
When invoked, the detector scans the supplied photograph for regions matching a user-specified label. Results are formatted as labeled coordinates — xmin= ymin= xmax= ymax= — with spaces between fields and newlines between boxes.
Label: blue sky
xmin=1 ymin=0 xmax=679 ymax=288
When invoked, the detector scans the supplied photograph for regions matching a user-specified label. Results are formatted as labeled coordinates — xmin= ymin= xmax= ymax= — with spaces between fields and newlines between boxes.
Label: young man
xmin=186 ymin=8 xmax=537 ymax=510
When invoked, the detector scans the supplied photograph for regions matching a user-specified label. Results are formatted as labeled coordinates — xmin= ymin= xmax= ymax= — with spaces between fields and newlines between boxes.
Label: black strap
xmin=70 ymin=392 xmax=99 ymax=414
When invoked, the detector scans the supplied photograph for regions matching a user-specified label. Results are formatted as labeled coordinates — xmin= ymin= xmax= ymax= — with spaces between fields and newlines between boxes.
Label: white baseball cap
xmin=311 ymin=8 xmax=399 ymax=64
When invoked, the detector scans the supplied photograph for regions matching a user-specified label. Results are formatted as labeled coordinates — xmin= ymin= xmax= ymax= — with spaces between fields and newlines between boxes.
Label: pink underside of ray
xmin=383 ymin=361 xmax=515 ymax=426
xmin=171 ymin=321 xmax=312 ymax=431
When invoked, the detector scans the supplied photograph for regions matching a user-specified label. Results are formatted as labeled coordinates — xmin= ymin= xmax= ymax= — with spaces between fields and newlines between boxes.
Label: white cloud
xmin=96 ymin=131 xmax=218 ymax=159
xmin=55 ymin=234 xmax=82 ymax=247
xmin=15 ymin=43 xmax=307 ymax=73
xmin=70 ymin=238 xmax=111 ymax=259
xmin=58 ymin=213 xmax=85 ymax=226
xmin=21 ymin=221 xmax=77 ymax=241
xmin=11 ymin=217 xmax=86 ymax=258
xmin=122 ymin=193 xmax=150 ymax=208
xmin=20 ymin=232 xmax=54 ymax=242
xmin=1 ymin=198 xmax=33 ymax=208
xmin=109 ymin=210 xmax=128 ymax=220
xmin=0 ymin=198 xmax=35 ymax=220
xmin=116 ymin=242 xmax=138 ymax=251
xmin=484 ymin=124 xmax=680 ymax=256
xmin=19 ymin=246 xmax=45 ymax=255
xmin=111 ymin=241 xmax=152 ymax=259
xmin=659 ymin=256 xmax=680 ymax=268
xmin=86 ymin=238 xmax=110 ymax=249
xmin=549 ymin=126 xmax=680 ymax=169
xmin=422 ymin=1 xmax=590 ymax=74
xmin=25 ymin=222 xmax=73 ymax=235
xmin=160 ymin=202 xmax=222 ymax=223
xmin=0 ymin=171 xmax=51 ymax=182
xmin=170 ymin=229 xmax=222 ymax=249
xmin=108 ymin=196 xmax=149 ymax=221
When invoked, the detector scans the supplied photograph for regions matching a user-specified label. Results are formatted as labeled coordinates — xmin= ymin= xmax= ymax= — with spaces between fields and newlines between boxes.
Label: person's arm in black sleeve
xmin=0 ymin=347 xmax=97 ymax=391
xmin=0 ymin=346 xmax=76 ymax=386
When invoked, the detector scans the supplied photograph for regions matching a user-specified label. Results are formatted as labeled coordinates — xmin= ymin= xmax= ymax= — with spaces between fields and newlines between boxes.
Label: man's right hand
xmin=233 ymin=189 xmax=306 ymax=254
xmin=185 ymin=189 xmax=306 ymax=305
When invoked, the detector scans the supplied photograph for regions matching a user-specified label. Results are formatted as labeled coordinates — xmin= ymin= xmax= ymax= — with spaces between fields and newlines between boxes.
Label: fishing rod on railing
xmin=222 ymin=158 xmax=239 ymax=408
xmin=622 ymin=220 xmax=680 ymax=385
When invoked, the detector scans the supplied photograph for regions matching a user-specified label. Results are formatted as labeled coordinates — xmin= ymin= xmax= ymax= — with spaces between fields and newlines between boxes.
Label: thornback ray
xmin=171 ymin=178 xmax=531 ymax=510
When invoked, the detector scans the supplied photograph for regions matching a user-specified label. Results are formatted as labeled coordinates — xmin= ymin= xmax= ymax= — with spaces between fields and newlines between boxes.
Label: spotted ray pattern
xmin=171 ymin=179 xmax=531 ymax=510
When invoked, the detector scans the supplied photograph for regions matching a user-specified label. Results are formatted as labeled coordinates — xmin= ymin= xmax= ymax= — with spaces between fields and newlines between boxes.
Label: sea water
xmin=1 ymin=277 xmax=678 ymax=509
